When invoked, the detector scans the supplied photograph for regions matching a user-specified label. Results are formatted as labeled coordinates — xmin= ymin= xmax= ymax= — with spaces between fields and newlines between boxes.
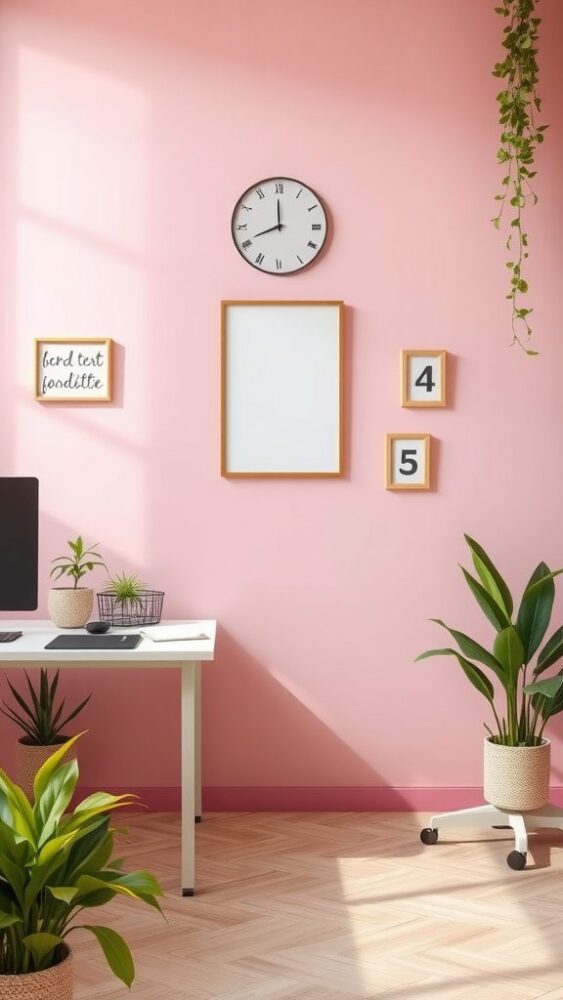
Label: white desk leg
xmin=195 ymin=662 xmax=202 ymax=823
xmin=181 ymin=663 xmax=196 ymax=896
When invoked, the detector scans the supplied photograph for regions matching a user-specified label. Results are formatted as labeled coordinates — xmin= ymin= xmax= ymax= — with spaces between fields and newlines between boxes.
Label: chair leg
xmin=507 ymin=813 xmax=528 ymax=855
xmin=428 ymin=803 xmax=504 ymax=831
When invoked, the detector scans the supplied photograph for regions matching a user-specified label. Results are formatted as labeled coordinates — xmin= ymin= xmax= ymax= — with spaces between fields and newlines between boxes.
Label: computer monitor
xmin=0 ymin=477 xmax=39 ymax=611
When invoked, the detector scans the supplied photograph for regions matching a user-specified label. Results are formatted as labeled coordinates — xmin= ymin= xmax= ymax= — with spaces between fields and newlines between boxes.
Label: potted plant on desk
xmin=417 ymin=535 xmax=563 ymax=828
xmin=1 ymin=669 xmax=91 ymax=798
xmin=98 ymin=572 xmax=164 ymax=627
xmin=0 ymin=734 xmax=163 ymax=999
xmin=48 ymin=536 xmax=107 ymax=628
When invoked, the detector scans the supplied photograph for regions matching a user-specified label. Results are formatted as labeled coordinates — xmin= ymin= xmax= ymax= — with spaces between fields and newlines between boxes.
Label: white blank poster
xmin=222 ymin=302 xmax=343 ymax=476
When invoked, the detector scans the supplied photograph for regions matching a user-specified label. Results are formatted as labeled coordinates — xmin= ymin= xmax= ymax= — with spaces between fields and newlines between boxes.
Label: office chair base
xmin=420 ymin=801 xmax=563 ymax=870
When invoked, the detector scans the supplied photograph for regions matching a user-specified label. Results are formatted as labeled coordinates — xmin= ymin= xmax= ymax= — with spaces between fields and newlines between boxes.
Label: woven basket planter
xmin=48 ymin=587 xmax=93 ymax=629
xmin=0 ymin=946 xmax=72 ymax=999
xmin=16 ymin=738 xmax=69 ymax=800
xmin=484 ymin=737 xmax=550 ymax=812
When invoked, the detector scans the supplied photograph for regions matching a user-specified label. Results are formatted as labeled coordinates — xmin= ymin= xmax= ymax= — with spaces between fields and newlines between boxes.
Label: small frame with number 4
xmin=401 ymin=350 xmax=446 ymax=407
xmin=386 ymin=433 xmax=431 ymax=490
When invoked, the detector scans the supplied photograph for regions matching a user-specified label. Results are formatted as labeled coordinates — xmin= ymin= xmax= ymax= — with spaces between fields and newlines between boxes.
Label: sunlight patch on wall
xmin=17 ymin=47 xmax=148 ymax=252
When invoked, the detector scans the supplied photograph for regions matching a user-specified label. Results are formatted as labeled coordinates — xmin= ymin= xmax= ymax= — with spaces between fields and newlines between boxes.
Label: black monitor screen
xmin=0 ymin=477 xmax=38 ymax=611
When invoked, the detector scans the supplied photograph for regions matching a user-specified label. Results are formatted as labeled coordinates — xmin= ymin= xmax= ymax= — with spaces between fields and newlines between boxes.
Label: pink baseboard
xmin=78 ymin=785 xmax=563 ymax=812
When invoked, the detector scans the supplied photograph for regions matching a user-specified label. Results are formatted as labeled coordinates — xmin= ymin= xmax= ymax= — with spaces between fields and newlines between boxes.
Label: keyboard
xmin=0 ymin=631 xmax=22 ymax=642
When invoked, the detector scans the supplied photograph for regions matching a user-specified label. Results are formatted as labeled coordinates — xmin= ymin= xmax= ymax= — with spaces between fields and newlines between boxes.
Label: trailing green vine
xmin=492 ymin=0 xmax=548 ymax=355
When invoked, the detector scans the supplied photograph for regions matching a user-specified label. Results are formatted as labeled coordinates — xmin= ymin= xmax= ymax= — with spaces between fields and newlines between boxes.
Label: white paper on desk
xmin=140 ymin=625 xmax=210 ymax=642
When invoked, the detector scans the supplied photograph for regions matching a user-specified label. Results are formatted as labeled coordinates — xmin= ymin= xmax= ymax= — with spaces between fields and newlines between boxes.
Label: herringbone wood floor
xmin=73 ymin=812 xmax=563 ymax=1000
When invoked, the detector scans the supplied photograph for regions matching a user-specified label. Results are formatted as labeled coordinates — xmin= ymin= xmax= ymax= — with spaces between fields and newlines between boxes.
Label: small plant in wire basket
xmin=98 ymin=572 xmax=164 ymax=627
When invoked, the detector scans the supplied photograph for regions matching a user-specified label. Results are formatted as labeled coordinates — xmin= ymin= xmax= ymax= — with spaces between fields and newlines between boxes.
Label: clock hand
xmin=277 ymin=198 xmax=281 ymax=228
xmin=252 ymin=223 xmax=283 ymax=238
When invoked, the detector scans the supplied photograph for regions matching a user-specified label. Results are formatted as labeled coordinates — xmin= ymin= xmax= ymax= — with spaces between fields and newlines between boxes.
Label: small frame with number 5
xmin=401 ymin=350 xmax=446 ymax=407
xmin=386 ymin=433 xmax=431 ymax=490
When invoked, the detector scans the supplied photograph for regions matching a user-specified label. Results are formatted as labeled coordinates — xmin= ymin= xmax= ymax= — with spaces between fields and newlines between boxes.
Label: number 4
xmin=414 ymin=366 xmax=435 ymax=392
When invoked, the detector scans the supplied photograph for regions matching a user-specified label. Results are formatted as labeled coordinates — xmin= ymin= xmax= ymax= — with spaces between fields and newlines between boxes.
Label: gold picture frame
xmin=221 ymin=301 xmax=344 ymax=478
xmin=35 ymin=338 xmax=113 ymax=403
xmin=401 ymin=349 xmax=446 ymax=407
xmin=386 ymin=433 xmax=431 ymax=490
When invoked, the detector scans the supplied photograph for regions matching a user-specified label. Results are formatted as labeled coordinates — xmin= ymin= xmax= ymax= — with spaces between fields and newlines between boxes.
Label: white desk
xmin=0 ymin=619 xmax=217 ymax=896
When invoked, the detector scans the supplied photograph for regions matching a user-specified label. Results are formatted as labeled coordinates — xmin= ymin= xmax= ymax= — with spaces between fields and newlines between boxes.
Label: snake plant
xmin=417 ymin=535 xmax=563 ymax=747
xmin=0 ymin=734 xmax=163 ymax=985
xmin=0 ymin=669 xmax=91 ymax=746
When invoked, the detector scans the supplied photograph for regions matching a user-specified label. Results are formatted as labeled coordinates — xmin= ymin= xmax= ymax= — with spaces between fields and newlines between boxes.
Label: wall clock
xmin=231 ymin=177 xmax=328 ymax=275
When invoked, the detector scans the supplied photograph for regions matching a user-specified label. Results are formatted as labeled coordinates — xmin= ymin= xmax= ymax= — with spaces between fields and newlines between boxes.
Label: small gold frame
xmin=385 ymin=433 xmax=431 ymax=490
xmin=401 ymin=350 xmax=446 ymax=407
xmin=35 ymin=338 xmax=113 ymax=403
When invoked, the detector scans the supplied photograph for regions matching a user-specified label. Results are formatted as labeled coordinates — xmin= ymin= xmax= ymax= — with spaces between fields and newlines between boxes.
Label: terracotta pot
xmin=16 ymin=738 xmax=69 ymax=800
xmin=48 ymin=587 xmax=93 ymax=628
xmin=483 ymin=737 xmax=550 ymax=811
xmin=0 ymin=946 xmax=72 ymax=999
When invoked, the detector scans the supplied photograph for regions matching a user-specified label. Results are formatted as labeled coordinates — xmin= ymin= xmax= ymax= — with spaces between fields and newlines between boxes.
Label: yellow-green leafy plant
xmin=0 ymin=734 xmax=163 ymax=986
xmin=417 ymin=535 xmax=563 ymax=747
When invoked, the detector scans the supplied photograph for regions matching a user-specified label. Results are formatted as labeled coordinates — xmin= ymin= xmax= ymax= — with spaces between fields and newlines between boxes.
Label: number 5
xmin=399 ymin=449 xmax=418 ymax=476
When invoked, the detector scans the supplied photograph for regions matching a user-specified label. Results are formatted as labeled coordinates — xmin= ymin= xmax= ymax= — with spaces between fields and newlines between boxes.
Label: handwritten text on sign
xmin=36 ymin=340 xmax=113 ymax=401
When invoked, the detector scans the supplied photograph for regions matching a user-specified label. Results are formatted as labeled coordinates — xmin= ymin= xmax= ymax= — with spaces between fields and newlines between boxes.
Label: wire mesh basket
xmin=97 ymin=590 xmax=165 ymax=627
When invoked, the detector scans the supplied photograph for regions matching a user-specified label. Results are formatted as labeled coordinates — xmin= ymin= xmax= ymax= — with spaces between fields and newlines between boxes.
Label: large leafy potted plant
xmin=417 ymin=535 xmax=562 ymax=811
xmin=0 ymin=734 xmax=163 ymax=999
xmin=0 ymin=669 xmax=91 ymax=798
xmin=49 ymin=536 xmax=107 ymax=628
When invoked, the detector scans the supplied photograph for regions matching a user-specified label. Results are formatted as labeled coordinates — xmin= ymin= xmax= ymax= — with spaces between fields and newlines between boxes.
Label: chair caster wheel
xmin=506 ymin=850 xmax=527 ymax=871
xmin=420 ymin=827 xmax=438 ymax=846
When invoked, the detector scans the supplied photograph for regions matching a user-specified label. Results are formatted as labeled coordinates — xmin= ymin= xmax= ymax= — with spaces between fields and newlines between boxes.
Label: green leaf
xmin=23 ymin=932 xmax=62 ymax=969
xmin=416 ymin=648 xmax=494 ymax=703
xmin=37 ymin=829 xmax=80 ymax=866
xmin=464 ymin=535 xmax=513 ymax=617
xmin=83 ymin=926 xmax=135 ymax=988
xmin=0 ymin=911 xmax=21 ymax=929
xmin=47 ymin=885 xmax=79 ymax=904
xmin=37 ymin=758 xmax=79 ymax=844
xmin=493 ymin=626 xmax=524 ymax=684
xmin=430 ymin=619 xmax=506 ymax=684
xmin=33 ymin=732 xmax=85 ymax=803
xmin=534 ymin=627 xmax=563 ymax=677
xmin=517 ymin=563 xmax=556 ymax=663
xmin=113 ymin=870 xmax=163 ymax=899
xmin=460 ymin=567 xmax=511 ymax=631
xmin=524 ymin=676 xmax=563 ymax=700
xmin=0 ymin=770 xmax=37 ymax=844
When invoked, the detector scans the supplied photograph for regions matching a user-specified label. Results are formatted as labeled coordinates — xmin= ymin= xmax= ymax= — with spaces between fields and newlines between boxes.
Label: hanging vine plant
xmin=492 ymin=0 xmax=548 ymax=355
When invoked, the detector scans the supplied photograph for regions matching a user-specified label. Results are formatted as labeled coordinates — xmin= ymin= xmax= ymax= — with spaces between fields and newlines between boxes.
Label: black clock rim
xmin=230 ymin=176 xmax=328 ymax=275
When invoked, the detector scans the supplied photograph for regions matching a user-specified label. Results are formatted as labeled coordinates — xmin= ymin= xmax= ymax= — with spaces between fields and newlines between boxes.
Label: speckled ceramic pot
xmin=484 ymin=737 xmax=550 ymax=811
xmin=48 ymin=587 xmax=93 ymax=628
xmin=0 ymin=946 xmax=72 ymax=999
xmin=16 ymin=738 xmax=69 ymax=799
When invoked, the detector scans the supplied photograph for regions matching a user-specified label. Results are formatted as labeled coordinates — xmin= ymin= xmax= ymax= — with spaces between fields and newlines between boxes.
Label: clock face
xmin=231 ymin=177 xmax=328 ymax=274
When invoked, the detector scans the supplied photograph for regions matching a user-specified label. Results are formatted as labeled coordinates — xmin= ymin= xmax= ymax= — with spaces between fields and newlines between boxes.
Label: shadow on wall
xmin=203 ymin=629 xmax=420 ymax=814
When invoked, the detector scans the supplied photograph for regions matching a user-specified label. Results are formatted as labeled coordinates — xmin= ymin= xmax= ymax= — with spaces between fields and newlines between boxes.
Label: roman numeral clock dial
xmin=231 ymin=177 xmax=328 ymax=274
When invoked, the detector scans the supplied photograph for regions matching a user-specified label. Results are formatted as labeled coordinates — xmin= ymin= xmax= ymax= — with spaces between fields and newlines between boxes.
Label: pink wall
xmin=0 ymin=0 xmax=562 ymax=806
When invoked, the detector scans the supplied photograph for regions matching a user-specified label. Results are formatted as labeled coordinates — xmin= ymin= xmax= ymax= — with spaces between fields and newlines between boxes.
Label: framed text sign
xmin=35 ymin=339 xmax=113 ymax=402
xmin=221 ymin=301 xmax=344 ymax=477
